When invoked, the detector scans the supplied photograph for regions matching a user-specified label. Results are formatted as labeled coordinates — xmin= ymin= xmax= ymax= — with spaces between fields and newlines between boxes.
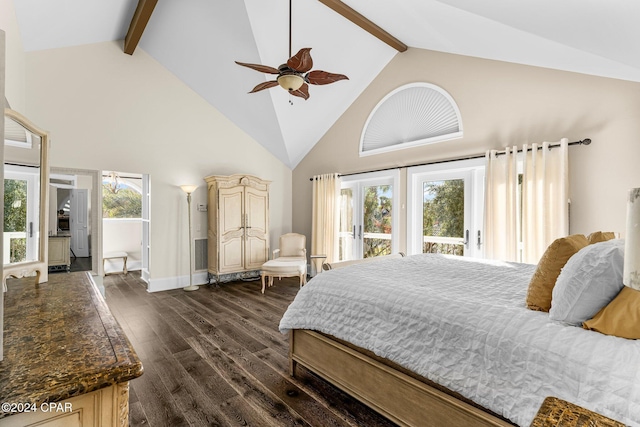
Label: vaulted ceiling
xmin=13 ymin=0 xmax=640 ymax=168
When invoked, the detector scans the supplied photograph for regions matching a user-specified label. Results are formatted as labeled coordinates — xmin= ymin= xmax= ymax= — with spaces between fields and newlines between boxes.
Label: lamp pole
xmin=180 ymin=185 xmax=199 ymax=291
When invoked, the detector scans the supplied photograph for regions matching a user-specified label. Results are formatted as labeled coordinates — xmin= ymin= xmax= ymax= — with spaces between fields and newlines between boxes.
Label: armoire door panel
xmin=219 ymin=188 xmax=243 ymax=235
xmin=220 ymin=239 xmax=244 ymax=273
xmin=245 ymin=188 xmax=268 ymax=234
xmin=244 ymin=187 xmax=269 ymax=268
xmin=245 ymin=236 xmax=268 ymax=270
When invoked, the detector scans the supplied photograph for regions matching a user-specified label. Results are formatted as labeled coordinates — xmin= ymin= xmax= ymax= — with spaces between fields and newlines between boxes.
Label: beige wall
xmin=20 ymin=41 xmax=292 ymax=289
xmin=103 ymin=219 xmax=142 ymax=273
xmin=293 ymin=47 xmax=640 ymax=254
xmin=0 ymin=0 xmax=24 ymax=111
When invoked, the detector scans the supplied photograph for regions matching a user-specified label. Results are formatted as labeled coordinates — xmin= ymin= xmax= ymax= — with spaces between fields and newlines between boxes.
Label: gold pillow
xmin=526 ymin=234 xmax=589 ymax=312
xmin=583 ymin=287 xmax=640 ymax=339
xmin=587 ymin=231 xmax=617 ymax=244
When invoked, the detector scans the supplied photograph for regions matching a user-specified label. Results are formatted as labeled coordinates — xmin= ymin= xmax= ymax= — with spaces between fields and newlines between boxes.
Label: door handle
xmin=352 ymin=225 xmax=356 ymax=239
xmin=358 ymin=225 xmax=362 ymax=240
xmin=462 ymin=229 xmax=469 ymax=248
xmin=477 ymin=230 xmax=482 ymax=249
xmin=29 ymin=222 xmax=33 ymax=238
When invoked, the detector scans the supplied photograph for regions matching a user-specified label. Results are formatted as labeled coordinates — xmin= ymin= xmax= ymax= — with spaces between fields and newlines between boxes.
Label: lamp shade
xmin=277 ymin=74 xmax=304 ymax=91
xmin=180 ymin=185 xmax=198 ymax=194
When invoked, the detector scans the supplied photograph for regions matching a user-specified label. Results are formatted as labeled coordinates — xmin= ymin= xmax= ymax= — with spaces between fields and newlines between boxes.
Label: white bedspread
xmin=279 ymin=254 xmax=640 ymax=426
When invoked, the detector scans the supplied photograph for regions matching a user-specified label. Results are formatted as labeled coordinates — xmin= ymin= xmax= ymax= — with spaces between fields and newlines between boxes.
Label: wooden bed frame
xmin=289 ymin=329 xmax=514 ymax=427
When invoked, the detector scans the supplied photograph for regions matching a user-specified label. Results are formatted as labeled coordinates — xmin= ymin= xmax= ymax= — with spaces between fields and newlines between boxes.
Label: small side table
xmin=310 ymin=254 xmax=327 ymax=277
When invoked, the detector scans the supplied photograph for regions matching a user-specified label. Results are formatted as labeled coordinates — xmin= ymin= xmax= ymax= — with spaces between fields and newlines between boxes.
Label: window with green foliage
xmin=102 ymin=179 xmax=142 ymax=219
xmin=4 ymin=179 xmax=28 ymax=262
xmin=363 ymin=185 xmax=392 ymax=258
xmin=407 ymin=158 xmax=485 ymax=257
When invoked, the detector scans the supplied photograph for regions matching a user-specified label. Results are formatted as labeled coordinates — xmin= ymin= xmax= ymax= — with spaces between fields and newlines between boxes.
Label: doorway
xmin=49 ymin=168 xmax=101 ymax=274
xmin=101 ymin=171 xmax=148 ymax=279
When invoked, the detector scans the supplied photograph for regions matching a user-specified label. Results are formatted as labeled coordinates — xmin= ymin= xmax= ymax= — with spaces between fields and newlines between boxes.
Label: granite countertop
xmin=0 ymin=272 xmax=143 ymax=419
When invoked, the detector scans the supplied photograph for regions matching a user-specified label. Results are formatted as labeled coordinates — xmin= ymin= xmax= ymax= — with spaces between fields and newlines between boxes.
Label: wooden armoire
xmin=204 ymin=174 xmax=270 ymax=282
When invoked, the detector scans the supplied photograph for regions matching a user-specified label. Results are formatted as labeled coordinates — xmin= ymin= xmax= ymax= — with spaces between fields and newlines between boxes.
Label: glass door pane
xmin=422 ymin=179 xmax=465 ymax=256
xmin=338 ymin=188 xmax=354 ymax=261
xmin=363 ymin=184 xmax=392 ymax=258
xmin=4 ymin=178 xmax=29 ymax=263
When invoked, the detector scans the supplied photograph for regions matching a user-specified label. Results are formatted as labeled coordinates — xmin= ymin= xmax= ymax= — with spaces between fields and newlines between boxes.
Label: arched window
xmin=102 ymin=172 xmax=142 ymax=219
xmin=360 ymin=83 xmax=463 ymax=157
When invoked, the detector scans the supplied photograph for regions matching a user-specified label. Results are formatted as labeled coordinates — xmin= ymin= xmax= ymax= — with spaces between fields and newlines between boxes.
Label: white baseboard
xmin=147 ymin=271 xmax=208 ymax=293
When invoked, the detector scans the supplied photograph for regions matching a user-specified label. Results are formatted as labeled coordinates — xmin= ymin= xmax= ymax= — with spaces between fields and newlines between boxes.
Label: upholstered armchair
xmin=260 ymin=233 xmax=307 ymax=293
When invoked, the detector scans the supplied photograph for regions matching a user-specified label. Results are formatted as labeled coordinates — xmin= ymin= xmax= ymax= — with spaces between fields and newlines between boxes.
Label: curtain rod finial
xmin=581 ymin=138 xmax=592 ymax=145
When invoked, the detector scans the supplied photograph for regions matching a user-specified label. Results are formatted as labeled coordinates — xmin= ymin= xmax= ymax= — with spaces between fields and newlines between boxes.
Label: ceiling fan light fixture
xmin=277 ymin=74 xmax=304 ymax=91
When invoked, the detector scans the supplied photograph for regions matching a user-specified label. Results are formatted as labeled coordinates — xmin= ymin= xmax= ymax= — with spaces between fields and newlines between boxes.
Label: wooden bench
xmin=103 ymin=251 xmax=128 ymax=275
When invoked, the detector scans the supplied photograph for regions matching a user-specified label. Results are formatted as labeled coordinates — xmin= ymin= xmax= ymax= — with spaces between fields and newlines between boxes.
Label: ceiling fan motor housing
xmin=277 ymin=65 xmax=305 ymax=91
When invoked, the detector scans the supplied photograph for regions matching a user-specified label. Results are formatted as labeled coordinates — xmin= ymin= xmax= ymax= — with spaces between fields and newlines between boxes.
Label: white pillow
xmin=549 ymin=239 xmax=625 ymax=326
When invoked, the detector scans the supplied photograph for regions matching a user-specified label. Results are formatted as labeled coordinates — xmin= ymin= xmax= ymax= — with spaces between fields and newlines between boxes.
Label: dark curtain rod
xmin=309 ymin=138 xmax=591 ymax=181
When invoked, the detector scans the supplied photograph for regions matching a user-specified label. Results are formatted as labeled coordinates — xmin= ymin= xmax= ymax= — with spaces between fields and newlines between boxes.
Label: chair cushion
xmin=262 ymin=258 xmax=306 ymax=275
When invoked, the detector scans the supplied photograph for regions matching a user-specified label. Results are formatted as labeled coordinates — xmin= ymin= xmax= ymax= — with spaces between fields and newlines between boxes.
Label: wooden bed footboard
xmin=289 ymin=329 xmax=514 ymax=427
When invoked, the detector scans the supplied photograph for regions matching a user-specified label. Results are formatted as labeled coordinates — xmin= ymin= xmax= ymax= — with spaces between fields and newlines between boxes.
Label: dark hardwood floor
xmin=104 ymin=272 xmax=397 ymax=427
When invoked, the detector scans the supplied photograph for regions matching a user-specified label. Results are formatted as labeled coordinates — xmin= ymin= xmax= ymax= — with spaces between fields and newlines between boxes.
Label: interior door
xmin=70 ymin=188 xmax=89 ymax=257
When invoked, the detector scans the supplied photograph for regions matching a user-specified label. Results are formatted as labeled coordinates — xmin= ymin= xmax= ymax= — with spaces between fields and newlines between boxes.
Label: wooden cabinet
xmin=48 ymin=235 xmax=71 ymax=271
xmin=205 ymin=174 xmax=270 ymax=282
xmin=0 ymin=382 xmax=130 ymax=427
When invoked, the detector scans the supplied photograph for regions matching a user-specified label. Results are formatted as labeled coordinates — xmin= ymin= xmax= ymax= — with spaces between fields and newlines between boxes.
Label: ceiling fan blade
xmin=235 ymin=61 xmax=280 ymax=74
xmin=290 ymin=83 xmax=310 ymax=100
xmin=306 ymin=70 xmax=349 ymax=85
xmin=249 ymin=81 xmax=279 ymax=93
xmin=287 ymin=48 xmax=313 ymax=73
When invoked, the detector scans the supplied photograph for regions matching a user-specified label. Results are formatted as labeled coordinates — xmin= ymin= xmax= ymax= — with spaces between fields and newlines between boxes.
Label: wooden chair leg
xmin=261 ymin=274 xmax=266 ymax=294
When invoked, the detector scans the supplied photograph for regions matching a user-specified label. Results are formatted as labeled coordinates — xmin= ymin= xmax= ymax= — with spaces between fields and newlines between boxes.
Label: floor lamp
xmin=180 ymin=185 xmax=199 ymax=291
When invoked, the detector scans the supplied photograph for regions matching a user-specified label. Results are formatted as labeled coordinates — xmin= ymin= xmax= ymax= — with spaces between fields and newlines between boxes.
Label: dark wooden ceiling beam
xmin=123 ymin=0 xmax=158 ymax=55
xmin=318 ymin=0 xmax=407 ymax=52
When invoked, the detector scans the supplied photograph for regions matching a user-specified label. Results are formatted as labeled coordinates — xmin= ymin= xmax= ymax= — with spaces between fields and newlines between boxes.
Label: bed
xmin=279 ymin=253 xmax=640 ymax=427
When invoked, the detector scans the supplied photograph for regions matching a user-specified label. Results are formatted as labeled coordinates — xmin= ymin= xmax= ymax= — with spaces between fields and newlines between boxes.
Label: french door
xmin=407 ymin=159 xmax=484 ymax=257
xmin=339 ymin=171 xmax=399 ymax=261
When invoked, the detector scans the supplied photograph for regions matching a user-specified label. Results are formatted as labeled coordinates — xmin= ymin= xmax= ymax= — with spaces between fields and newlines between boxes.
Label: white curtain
xmin=484 ymin=146 xmax=520 ymax=262
xmin=484 ymin=139 xmax=569 ymax=263
xmin=312 ymin=173 xmax=341 ymax=265
xmin=521 ymin=139 xmax=569 ymax=263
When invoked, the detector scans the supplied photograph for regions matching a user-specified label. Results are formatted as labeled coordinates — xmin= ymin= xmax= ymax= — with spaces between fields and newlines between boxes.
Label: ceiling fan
xmin=235 ymin=0 xmax=348 ymax=101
